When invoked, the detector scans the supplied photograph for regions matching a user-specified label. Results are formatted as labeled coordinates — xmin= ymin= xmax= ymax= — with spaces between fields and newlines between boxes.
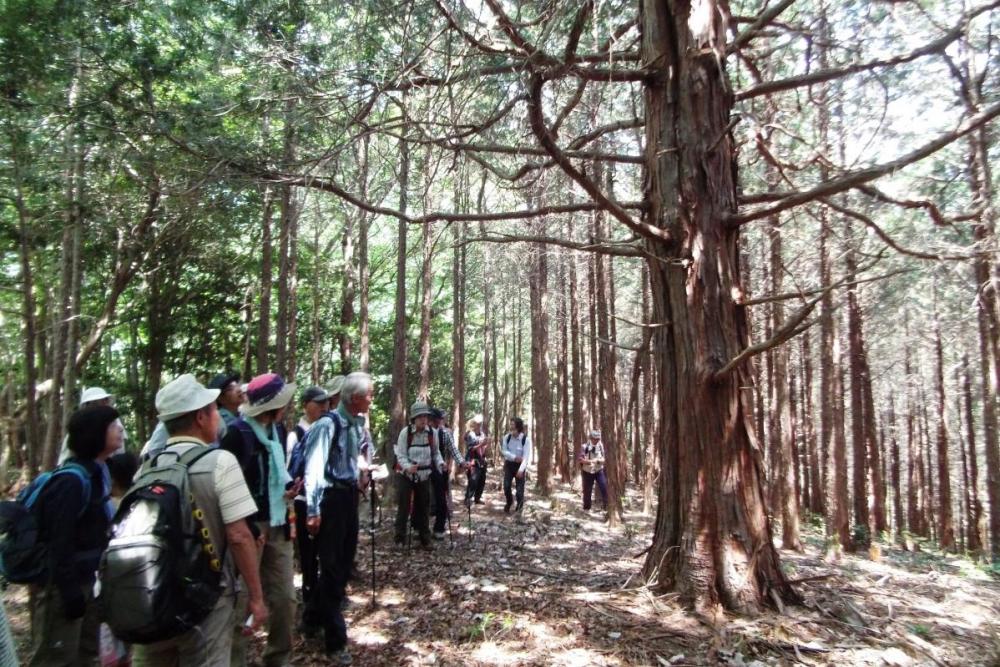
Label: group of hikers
xmin=6 ymin=369 xmax=612 ymax=667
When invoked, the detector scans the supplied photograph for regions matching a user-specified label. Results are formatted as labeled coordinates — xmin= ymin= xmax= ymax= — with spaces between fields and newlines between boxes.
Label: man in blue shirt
xmin=302 ymin=372 xmax=372 ymax=666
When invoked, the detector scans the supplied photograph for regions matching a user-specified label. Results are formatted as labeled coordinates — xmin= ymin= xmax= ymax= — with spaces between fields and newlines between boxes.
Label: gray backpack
xmin=98 ymin=446 xmax=224 ymax=644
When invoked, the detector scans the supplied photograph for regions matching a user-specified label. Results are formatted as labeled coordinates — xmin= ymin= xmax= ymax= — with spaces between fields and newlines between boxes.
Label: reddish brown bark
xmin=640 ymin=0 xmax=791 ymax=611
xmin=933 ymin=318 xmax=955 ymax=550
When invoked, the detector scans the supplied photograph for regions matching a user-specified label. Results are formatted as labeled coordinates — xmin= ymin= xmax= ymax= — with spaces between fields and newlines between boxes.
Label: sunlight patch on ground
xmin=547 ymin=647 xmax=617 ymax=666
xmin=470 ymin=640 xmax=530 ymax=665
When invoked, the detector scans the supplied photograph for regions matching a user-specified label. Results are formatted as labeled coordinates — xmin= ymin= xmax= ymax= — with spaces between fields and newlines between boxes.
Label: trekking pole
xmin=446 ymin=474 xmax=455 ymax=549
xmin=406 ymin=472 xmax=417 ymax=555
xmin=369 ymin=472 xmax=376 ymax=607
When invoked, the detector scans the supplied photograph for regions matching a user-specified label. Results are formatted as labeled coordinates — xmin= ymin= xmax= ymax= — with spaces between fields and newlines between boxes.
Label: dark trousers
xmin=294 ymin=498 xmax=321 ymax=628
xmin=503 ymin=461 xmax=525 ymax=509
xmin=581 ymin=470 xmax=609 ymax=510
xmin=311 ymin=486 xmax=358 ymax=653
xmin=394 ymin=474 xmax=431 ymax=543
xmin=465 ymin=461 xmax=486 ymax=503
xmin=431 ymin=469 xmax=451 ymax=534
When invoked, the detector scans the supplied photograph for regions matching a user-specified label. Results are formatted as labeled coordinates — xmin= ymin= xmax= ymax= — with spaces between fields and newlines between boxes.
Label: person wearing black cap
xmin=29 ymin=405 xmax=122 ymax=666
xmin=208 ymin=372 xmax=244 ymax=426
xmin=429 ymin=408 xmax=466 ymax=540
xmin=285 ymin=385 xmax=329 ymax=634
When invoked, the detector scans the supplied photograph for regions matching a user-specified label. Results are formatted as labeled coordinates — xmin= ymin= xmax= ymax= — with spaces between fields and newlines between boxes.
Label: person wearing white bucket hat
xmin=393 ymin=400 xmax=445 ymax=550
xmin=130 ymin=373 xmax=267 ymax=666
xmin=220 ymin=373 xmax=298 ymax=667
xmin=57 ymin=386 xmax=126 ymax=464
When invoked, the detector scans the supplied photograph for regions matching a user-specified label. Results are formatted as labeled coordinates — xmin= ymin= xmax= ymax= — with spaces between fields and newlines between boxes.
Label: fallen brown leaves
xmin=5 ymin=480 xmax=1000 ymax=665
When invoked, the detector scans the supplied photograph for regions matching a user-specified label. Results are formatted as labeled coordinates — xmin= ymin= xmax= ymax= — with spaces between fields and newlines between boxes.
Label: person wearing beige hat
xmin=220 ymin=373 xmax=298 ymax=667
xmin=393 ymin=400 xmax=445 ymax=550
xmin=325 ymin=375 xmax=346 ymax=408
xmin=131 ymin=374 xmax=267 ymax=667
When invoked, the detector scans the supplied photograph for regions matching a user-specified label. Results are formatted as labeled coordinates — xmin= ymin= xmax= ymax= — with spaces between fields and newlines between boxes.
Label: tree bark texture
xmin=640 ymin=0 xmax=791 ymax=612
xmin=933 ymin=317 xmax=955 ymax=550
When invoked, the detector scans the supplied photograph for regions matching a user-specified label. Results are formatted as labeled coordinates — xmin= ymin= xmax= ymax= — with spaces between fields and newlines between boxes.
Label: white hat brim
xmin=157 ymin=387 xmax=220 ymax=422
xmin=242 ymin=383 xmax=297 ymax=418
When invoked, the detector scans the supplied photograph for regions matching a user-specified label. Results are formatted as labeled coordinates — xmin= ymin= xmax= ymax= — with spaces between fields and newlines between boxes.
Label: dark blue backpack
xmin=0 ymin=462 xmax=92 ymax=583
xmin=288 ymin=413 xmax=342 ymax=481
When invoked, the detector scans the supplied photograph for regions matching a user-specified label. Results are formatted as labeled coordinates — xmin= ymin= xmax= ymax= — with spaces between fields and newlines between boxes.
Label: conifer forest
xmin=2 ymin=0 xmax=1000 ymax=664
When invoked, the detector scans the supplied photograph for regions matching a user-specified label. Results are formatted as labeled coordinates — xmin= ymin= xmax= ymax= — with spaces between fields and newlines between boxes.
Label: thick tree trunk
xmin=640 ymin=0 xmax=791 ymax=611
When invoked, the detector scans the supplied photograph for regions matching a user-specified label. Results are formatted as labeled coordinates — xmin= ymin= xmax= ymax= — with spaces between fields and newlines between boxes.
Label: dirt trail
xmin=5 ymin=481 xmax=999 ymax=665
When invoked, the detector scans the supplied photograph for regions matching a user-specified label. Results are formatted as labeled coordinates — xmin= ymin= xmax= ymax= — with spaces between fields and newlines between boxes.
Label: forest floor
xmin=5 ymin=479 xmax=1000 ymax=666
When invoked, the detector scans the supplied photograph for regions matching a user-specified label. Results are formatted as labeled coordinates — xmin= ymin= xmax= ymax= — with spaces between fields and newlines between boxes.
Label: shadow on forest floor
xmin=5 ymin=478 xmax=1000 ymax=665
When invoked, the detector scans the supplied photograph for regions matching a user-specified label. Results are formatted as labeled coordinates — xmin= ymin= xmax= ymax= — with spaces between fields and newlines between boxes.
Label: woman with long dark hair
xmin=500 ymin=417 xmax=531 ymax=514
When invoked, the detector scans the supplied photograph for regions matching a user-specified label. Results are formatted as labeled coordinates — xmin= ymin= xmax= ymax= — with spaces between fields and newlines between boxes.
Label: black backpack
xmin=98 ymin=445 xmax=224 ymax=644
xmin=0 ymin=462 xmax=92 ymax=584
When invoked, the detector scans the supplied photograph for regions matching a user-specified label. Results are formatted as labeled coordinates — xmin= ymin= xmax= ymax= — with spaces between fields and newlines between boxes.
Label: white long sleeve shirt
xmin=502 ymin=432 xmax=531 ymax=475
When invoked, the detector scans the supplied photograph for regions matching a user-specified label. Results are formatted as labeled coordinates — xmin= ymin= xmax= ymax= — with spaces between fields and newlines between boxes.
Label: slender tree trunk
xmin=768 ymin=214 xmax=800 ymax=550
xmin=389 ymin=138 xmax=410 ymax=458
xmin=14 ymin=172 xmax=40 ymax=476
xmin=831 ymin=320 xmax=852 ymax=553
xmin=558 ymin=246 xmax=572 ymax=483
xmin=452 ymin=214 xmax=466 ymax=435
xmin=417 ymin=217 xmax=433 ymax=401
xmin=569 ymin=223 xmax=584 ymax=488
xmin=803 ymin=332 xmax=823 ymax=514
xmin=934 ymin=316 xmax=956 ymax=550
xmin=530 ymin=230 xmax=553 ymax=495
xmin=311 ymin=220 xmax=323 ymax=383
xmin=593 ymin=215 xmax=622 ymax=523
xmin=340 ymin=211 xmax=357 ymax=374
xmin=257 ymin=183 xmax=275 ymax=374
xmin=889 ymin=400 xmax=905 ymax=542
xmin=640 ymin=0 xmax=791 ymax=610
xmin=845 ymin=237 xmax=869 ymax=544
xmin=962 ymin=355 xmax=985 ymax=554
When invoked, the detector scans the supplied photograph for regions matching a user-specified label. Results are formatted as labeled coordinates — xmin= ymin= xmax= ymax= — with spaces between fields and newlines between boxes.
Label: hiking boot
xmin=419 ymin=539 xmax=434 ymax=551
xmin=298 ymin=622 xmax=321 ymax=640
xmin=515 ymin=502 xmax=523 ymax=513
xmin=474 ymin=499 xmax=485 ymax=505
xmin=327 ymin=647 xmax=352 ymax=665
xmin=432 ymin=531 xmax=446 ymax=540
xmin=463 ymin=497 xmax=473 ymax=509
xmin=504 ymin=501 xmax=512 ymax=514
